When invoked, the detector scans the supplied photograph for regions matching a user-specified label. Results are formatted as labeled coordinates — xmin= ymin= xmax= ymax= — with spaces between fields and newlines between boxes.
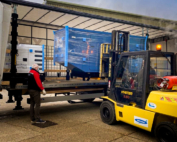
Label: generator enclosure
xmin=4 ymin=44 xmax=45 ymax=73
xmin=54 ymin=26 xmax=147 ymax=77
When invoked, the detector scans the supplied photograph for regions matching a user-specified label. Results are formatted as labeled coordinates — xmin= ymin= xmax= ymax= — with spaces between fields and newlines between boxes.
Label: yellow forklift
xmin=100 ymin=31 xmax=177 ymax=142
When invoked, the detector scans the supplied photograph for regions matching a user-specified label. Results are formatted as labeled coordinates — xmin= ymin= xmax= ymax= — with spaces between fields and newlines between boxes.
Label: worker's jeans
xmin=29 ymin=90 xmax=41 ymax=121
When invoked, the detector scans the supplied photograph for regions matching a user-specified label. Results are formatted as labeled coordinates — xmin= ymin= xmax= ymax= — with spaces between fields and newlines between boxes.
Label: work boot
xmin=31 ymin=118 xmax=36 ymax=124
xmin=36 ymin=119 xmax=46 ymax=123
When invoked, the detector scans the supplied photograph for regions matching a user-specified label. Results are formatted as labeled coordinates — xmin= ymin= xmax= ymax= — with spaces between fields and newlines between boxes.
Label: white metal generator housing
xmin=4 ymin=44 xmax=45 ymax=73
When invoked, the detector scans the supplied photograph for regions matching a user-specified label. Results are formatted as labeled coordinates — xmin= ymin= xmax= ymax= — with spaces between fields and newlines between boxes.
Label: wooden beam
xmin=44 ymin=69 xmax=66 ymax=72
xmin=3 ymin=69 xmax=10 ymax=73
xmin=6 ymin=49 xmax=11 ymax=54
xmin=1 ymin=81 xmax=10 ymax=86
xmin=45 ymin=77 xmax=102 ymax=81
xmin=45 ymin=77 xmax=66 ymax=81
xmin=74 ymin=77 xmax=102 ymax=80
xmin=45 ymin=57 xmax=53 ymax=60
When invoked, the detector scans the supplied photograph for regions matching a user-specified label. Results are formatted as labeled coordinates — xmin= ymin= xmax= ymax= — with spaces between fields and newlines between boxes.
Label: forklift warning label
xmin=160 ymin=97 xmax=177 ymax=103
xmin=134 ymin=116 xmax=148 ymax=127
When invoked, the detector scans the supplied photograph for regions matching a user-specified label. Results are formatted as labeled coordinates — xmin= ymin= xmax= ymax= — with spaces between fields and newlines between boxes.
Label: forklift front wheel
xmin=155 ymin=122 xmax=177 ymax=142
xmin=100 ymin=101 xmax=116 ymax=125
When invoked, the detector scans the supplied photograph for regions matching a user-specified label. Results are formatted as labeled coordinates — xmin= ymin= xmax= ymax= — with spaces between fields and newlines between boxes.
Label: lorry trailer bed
xmin=1 ymin=79 xmax=108 ymax=90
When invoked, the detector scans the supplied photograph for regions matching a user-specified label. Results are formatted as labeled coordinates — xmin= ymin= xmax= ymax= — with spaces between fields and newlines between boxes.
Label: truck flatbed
xmin=1 ymin=79 xmax=108 ymax=109
xmin=2 ymin=79 xmax=108 ymax=90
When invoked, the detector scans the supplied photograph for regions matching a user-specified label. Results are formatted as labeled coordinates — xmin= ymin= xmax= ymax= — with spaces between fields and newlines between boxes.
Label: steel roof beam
xmin=1 ymin=0 xmax=176 ymax=32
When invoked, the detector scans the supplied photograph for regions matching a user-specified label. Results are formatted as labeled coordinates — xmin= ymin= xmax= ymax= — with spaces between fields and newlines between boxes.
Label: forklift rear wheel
xmin=100 ymin=101 xmax=116 ymax=125
xmin=155 ymin=122 xmax=177 ymax=142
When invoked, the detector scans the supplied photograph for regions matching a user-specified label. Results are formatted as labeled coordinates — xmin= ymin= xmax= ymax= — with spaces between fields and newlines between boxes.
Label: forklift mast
xmin=108 ymin=30 xmax=129 ymax=100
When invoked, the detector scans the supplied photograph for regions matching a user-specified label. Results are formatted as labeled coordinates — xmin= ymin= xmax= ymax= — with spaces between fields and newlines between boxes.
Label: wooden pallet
xmin=45 ymin=77 xmax=66 ymax=81
xmin=3 ymin=69 xmax=10 ymax=73
xmin=6 ymin=49 xmax=11 ymax=54
xmin=45 ymin=57 xmax=53 ymax=60
xmin=1 ymin=81 xmax=10 ymax=85
xmin=44 ymin=69 xmax=67 ymax=72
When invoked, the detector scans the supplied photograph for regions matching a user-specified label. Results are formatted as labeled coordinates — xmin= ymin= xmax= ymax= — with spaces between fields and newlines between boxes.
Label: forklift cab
xmin=109 ymin=50 xmax=176 ymax=109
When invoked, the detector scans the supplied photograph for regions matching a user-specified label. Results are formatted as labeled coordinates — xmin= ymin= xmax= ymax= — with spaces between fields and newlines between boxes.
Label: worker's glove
xmin=42 ymin=89 xmax=46 ymax=95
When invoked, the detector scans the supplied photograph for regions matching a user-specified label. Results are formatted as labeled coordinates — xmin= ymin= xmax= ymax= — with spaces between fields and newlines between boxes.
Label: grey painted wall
xmin=150 ymin=38 xmax=177 ymax=53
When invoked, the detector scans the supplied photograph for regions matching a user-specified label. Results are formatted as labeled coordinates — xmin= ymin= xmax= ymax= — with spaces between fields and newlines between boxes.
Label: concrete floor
xmin=0 ymin=89 xmax=156 ymax=142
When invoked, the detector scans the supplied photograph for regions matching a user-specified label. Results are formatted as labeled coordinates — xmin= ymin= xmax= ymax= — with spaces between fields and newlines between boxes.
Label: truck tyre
xmin=0 ymin=93 xmax=2 ymax=99
xmin=155 ymin=122 xmax=177 ymax=142
xmin=100 ymin=101 xmax=116 ymax=125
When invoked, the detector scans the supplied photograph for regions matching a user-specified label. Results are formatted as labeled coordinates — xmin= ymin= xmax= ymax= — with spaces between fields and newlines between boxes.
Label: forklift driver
xmin=121 ymin=62 xmax=132 ymax=88
xmin=150 ymin=61 xmax=156 ymax=75
xmin=149 ymin=61 xmax=157 ymax=89
xmin=136 ymin=60 xmax=156 ymax=90
xmin=28 ymin=64 xmax=46 ymax=124
xmin=135 ymin=60 xmax=144 ymax=90
xmin=150 ymin=66 xmax=156 ymax=75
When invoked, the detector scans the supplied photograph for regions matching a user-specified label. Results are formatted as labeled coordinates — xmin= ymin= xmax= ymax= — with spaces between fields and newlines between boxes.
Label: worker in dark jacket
xmin=28 ymin=64 xmax=46 ymax=123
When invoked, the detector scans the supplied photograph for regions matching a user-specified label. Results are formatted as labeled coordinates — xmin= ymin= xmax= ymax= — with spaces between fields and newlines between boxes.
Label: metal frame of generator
xmin=53 ymin=26 xmax=148 ymax=79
